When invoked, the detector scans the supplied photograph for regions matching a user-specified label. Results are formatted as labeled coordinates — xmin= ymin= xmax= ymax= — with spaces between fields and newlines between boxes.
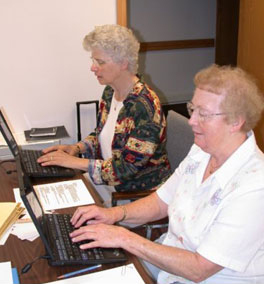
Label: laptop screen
xmin=16 ymin=157 xmax=54 ymax=258
xmin=0 ymin=110 xmax=19 ymax=156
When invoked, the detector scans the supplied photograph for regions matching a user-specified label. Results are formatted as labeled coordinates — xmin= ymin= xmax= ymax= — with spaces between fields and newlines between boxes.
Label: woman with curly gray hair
xmin=70 ymin=64 xmax=264 ymax=284
xmin=38 ymin=25 xmax=171 ymax=206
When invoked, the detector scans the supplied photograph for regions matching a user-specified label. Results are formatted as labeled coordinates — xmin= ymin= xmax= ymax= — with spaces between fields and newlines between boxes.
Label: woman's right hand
xmin=42 ymin=144 xmax=79 ymax=156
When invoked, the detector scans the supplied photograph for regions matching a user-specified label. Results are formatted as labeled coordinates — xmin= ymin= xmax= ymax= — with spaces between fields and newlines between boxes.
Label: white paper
xmin=11 ymin=222 xmax=39 ymax=241
xmin=0 ymin=226 xmax=13 ymax=245
xmin=0 ymin=261 xmax=13 ymax=284
xmin=34 ymin=179 xmax=95 ymax=211
xmin=44 ymin=264 xmax=145 ymax=284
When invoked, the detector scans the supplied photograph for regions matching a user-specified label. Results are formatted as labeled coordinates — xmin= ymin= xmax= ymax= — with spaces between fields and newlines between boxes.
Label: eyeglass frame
xmin=186 ymin=101 xmax=228 ymax=122
xmin=90 ymin=57 xmax=110 ymax=67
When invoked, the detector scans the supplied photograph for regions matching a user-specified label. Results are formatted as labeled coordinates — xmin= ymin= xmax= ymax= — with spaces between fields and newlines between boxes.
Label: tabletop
xmin=0 ymin=159 xmax=155 ymax=284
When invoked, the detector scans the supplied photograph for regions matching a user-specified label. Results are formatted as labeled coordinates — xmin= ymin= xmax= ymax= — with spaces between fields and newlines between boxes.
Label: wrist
xmin=118 ymin=206 xmax=127 ymax=223
xmin=74 ymin=143 xmax=81 ymax=155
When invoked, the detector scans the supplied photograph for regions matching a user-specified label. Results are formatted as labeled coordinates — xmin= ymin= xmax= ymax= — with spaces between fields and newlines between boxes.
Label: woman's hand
xmin=71 ymin=205 xmax=119 ymax=228
xmin=70 ymin=223 xmax=129 ymax=250
xmin=42 ymin=144 xmax=79 ymax=156
xmin=37 ymin=149 xmax=81 ymax=169
xmin=70 ymin=205 xmax=128 ymax=249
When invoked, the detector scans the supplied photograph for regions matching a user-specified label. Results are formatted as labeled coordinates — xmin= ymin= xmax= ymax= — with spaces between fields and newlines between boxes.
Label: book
xmin=0 ymin=202 xmax=24 ymax=239
xmin=29 ymin=127 xmax=58 ymax=137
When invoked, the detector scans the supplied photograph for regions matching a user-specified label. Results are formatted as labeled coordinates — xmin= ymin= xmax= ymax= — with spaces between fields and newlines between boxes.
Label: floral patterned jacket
xmin=80 ymin=77 xmax=171 ymax=192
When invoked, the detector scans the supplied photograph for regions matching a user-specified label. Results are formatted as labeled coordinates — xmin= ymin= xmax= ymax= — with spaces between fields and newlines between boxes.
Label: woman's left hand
xmin=70 ymin=223 xmax=129 ymax=250
xmin=37 ymin=150 xmax=81 ymax=169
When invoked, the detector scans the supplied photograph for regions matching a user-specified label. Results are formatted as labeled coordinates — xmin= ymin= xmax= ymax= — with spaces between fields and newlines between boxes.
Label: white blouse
xmin=99 ymin=95 xmax=123 ymax=160
xmin=157 ymin=131 xmax=264 ymax=284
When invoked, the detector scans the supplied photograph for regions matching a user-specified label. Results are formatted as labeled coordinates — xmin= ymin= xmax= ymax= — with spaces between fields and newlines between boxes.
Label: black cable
xmin=20 ymin=255 xmax=50 ymax=275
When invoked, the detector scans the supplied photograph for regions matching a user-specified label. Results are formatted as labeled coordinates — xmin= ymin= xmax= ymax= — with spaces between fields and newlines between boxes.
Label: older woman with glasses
xmin=70 ymin=64 xmax=264 ymax=284
xmin=37 ymin=24 xmax=171 ymax=206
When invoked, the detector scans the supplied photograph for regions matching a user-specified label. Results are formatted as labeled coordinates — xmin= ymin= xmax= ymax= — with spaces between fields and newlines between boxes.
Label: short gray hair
xmin=194 ymin=64 xmax=264 ymax=132
xmin=83 ymin=24 xmax=140 ymax=74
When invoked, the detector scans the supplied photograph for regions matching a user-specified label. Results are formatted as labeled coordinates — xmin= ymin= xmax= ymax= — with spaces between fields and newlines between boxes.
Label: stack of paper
xmin=12 ymin=222 xmax=39 ymax=242
xmin=0 ymin=202 xmax=24 ymax=239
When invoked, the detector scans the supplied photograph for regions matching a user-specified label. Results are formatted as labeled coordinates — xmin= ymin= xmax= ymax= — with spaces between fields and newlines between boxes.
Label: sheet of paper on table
xmin=33 ymin=179 xmax=95 ymax=211
xmin=44 ymin=264 xmax=145 ymax=284
xmin=0 ymin=261 xmax=13 ymax=284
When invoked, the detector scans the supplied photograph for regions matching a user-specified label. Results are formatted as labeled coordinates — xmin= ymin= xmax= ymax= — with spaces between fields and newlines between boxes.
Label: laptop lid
xmin=0 ymin=110 xmax=19 ymax=157
xmin=1 ymin=110 xmax=75 ymax=178
xmin=16 ymin=157 xmax=54 ymax=259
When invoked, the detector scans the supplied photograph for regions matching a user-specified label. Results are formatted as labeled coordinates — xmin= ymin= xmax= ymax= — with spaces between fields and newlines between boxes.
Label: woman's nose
xmin=91 ymin=63 xmax=98 ymax=72
xmin=188 ymin=111 xmax=198 ymax=126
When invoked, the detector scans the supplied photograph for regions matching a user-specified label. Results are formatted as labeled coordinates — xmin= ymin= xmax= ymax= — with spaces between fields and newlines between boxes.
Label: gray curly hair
xmin=83 ymin=24 xmax=140 ymax=74
xmin=194 ymin=64 xmax=264 ymax=132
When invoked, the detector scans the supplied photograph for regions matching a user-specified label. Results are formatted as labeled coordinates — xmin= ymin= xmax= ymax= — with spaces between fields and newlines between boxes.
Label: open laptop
xmin=16 ymin=157 xmax=127 ymax=266
xmin=0 ymin=110 xmax=75 ymax=178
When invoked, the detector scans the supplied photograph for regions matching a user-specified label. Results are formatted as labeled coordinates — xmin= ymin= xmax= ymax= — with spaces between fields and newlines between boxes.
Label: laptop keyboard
xmin=21 ymin=149 xmax=75 ymax=177
xmin=47 ymin=214 xmax=126 ymax=264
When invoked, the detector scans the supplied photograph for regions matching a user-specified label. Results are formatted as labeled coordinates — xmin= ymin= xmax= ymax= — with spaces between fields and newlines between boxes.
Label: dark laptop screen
xmin=0 ymin=110 xmax=19 ymax=156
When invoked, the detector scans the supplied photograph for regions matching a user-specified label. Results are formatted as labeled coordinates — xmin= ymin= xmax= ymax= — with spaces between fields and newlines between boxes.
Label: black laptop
xmin=16 ymin=157 xmax=127 ymax=266
xmin=0 ymin=110 xmax=75 ymax=178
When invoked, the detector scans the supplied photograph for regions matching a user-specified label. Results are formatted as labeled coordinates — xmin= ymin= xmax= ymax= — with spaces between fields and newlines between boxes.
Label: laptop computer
xmin=0 ymin=110 xmax=75 ymax=178
xmin=16 ymin=157 xmax=127 ymax=266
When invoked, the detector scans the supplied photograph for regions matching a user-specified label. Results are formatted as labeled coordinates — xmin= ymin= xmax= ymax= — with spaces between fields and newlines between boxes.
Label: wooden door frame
xmin=117 ymin=0 xmax=239 ymax=64
xmin=117 ymin=0 xmax=214 ymax=52
xmin=117 ymin=0 xmax=127 ymax=27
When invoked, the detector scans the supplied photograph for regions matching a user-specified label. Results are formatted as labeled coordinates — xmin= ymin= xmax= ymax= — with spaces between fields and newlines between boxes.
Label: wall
xmin=128 ymin=0 xmax=216 ymax=104
xmin=237 ymin=0 xmax=264 ymax=150
xmin=0 ymin=0 xmax=116 ymax=144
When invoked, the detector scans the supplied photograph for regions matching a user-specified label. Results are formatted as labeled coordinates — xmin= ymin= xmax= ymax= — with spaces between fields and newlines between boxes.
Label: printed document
xmin=34 ymin=179 xmax=95 ymax=211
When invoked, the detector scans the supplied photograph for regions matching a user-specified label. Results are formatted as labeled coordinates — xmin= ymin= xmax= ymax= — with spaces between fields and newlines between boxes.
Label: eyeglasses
xmin=90 ymin=57 xmax=108 ymax=67
xmin=187 ymin=101 xmax=227 ymax=122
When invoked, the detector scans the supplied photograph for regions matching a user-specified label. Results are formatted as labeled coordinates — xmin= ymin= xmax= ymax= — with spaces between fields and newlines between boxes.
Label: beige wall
xmin=237 ymin=0 xmax=264 ymax=150
xmin=0 ymin=0 xmax=116 ymax=144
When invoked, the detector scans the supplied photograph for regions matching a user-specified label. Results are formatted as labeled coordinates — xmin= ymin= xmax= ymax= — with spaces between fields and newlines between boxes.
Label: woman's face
xmin=188 ymin=88 xmax=232 ymax=155
xmin=90 ymin=48 xmax=123 ymax=86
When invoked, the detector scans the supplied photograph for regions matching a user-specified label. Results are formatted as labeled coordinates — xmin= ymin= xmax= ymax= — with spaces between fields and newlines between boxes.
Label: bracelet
xmin=119 ymin=206 xmax=127 ymax=223
xmin=75 ymin=144 xmax=81 ymax=155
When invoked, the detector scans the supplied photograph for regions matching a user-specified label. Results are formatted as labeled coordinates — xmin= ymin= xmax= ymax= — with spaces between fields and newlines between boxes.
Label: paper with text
xmin=34 ymin=179 xmax=95 ymax=211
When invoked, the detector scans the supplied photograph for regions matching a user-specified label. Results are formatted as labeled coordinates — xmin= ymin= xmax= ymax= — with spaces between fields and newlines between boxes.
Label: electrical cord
xmin=20 ymin=255 xmax=50 ymax=275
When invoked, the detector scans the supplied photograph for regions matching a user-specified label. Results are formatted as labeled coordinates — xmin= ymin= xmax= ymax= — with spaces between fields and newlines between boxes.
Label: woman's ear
xmin=120 ymin=59 xmax=129 ymax=70
xmin=230 ymin=116 xmax=245 ymax=133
